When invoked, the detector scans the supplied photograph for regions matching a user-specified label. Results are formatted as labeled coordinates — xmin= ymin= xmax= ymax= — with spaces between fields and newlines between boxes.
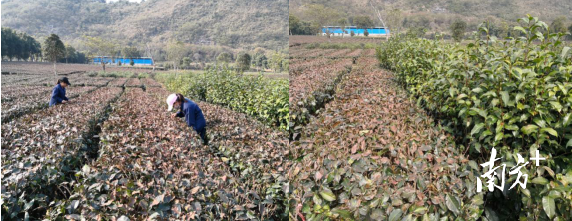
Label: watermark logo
xmin=477 ymin=147 xmax=545 ymax=192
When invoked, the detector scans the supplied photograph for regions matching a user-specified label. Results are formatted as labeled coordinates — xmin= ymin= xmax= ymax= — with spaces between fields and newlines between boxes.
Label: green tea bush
xmin=156 ymin=68 xmax=289 ymax=130
xmin=377 ymin=15 xmax=572 ymax=219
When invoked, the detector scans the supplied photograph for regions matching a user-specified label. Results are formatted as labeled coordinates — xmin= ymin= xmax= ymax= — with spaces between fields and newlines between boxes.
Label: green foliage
xmin=290 ymin=14 xmax=317 ymax=35
xmin=281 ymin=58 xmax=289 ymax=72
xmin=43 ymin=34 xmax=65 ymax=65
xmin=352 ymin=15 xmax=374 ymax=28
xmin=181 ymin=57 xmax=191 ymax=69
xmin=550 ymin=16 xmax=568 ymax=34
xmin=83 ymin=35 xmax=117 ymax=58
xmin=156 ymin=68 xmax=289 ymax=130
xmin=83 ymin=35 xmax=118 ymax=72
xmin=406 ymin=27 xmax=427 ymax=38
xmin=166 ymin=41 xmax=187 ymax=70
xmin=377 ymin=15 xmax=572 ymax=219
xmin=254 ymin=54 xmax=268 ymax=70
xmin=217 ymin=52 xmax=233 ymax=64
xmin=60 ymin=45 xmax=87 ymax=63
xmin=303 ymin=4 xmax=344 ymax=28
xmin=1 ymin=27 xmax=41 ymax=61
xmin=450 ymin=19 xmax=467 ymax=42
xmin=235 ymin=52 xmax=252 ymax=72
xmin=269 ymin=52 xmax=288 ymax=72
xmin=121 ymin=46 xmax=141 ymax=58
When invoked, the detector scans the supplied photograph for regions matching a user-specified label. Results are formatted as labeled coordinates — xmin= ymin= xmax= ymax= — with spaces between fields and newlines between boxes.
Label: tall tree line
xmin=2 ymin=27 xmax=88 ymax=63
xmin=1 ymin=27 xmax=41 ymax=61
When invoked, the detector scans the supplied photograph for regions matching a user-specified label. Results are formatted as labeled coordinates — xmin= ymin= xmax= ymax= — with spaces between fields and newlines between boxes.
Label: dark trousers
xmin=195 ymin=127 xmax=208 ymax=145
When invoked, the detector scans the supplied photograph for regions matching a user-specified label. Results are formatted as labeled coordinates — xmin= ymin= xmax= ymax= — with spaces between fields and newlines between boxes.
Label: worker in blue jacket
xmin=49 ymin=77 xmax=71 ymax=106
xmin=167 ymin=93 xmax=208 ymax=145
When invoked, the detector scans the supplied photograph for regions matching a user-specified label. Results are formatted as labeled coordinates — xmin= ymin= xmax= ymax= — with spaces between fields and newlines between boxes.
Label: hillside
xmin=1 ymin=0 xmax=288 ymax=59
xmin=290 ymin=0 xmax=572 ymax=34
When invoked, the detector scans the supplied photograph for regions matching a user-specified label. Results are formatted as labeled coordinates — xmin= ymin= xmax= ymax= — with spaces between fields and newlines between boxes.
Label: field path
xmin=290 ymin=55 xmax=480 ymax=220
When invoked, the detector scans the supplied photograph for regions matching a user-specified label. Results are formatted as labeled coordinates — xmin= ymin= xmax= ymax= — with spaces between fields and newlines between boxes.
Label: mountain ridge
xmin=1 ymin=0 xmax=288 ymax=56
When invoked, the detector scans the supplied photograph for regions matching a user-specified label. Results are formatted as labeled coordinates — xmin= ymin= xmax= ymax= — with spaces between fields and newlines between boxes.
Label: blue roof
xmin=322 ymin=27 xmax=389 ymax=35
xmin=93 ymin=57 xmax=153 ymax=65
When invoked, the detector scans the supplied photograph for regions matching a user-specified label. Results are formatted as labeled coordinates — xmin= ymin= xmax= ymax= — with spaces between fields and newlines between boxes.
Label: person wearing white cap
xmin=167 ymin=93 xmax=208 ymax=145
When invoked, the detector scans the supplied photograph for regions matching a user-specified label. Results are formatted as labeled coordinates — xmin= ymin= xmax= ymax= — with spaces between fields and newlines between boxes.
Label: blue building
xmin=93 ymin=56 xmax=153 ymax=66
xmin=322 ymin=26 xmax=389 ymax=37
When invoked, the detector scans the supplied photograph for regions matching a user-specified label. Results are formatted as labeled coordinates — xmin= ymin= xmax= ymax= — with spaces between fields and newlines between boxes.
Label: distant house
xmin=93 ymin=56 xmax=153 ymax=66
xmin=322 ymin=26 xmax=389 ymax=37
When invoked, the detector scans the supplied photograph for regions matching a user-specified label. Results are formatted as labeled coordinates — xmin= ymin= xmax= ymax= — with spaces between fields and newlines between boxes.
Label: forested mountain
xmin=290 ymin=0 xmax=572 ymax=35
xmin=1 ymin=0 xmax=288 ymax=61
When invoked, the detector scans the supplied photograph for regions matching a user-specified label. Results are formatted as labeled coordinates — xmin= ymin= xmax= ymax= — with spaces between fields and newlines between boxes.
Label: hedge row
xmin=156 ymin=69 xmax=289 ymax=130
xmin=377 ymin=15 xmax=572 ymax=219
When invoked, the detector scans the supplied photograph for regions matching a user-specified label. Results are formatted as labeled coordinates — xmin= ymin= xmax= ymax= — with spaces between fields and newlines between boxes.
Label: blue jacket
xmin=176 ymin=98 xmax=206 ymax=130
xmin=49 ymin=84 xmax=68 ymax=106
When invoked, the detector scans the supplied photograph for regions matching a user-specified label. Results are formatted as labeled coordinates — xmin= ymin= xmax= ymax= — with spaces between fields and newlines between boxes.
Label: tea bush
xmin=377 ymin=15 xmax=572 ymax=219
xmin=156 ymin=68 xmax=289 ymax=130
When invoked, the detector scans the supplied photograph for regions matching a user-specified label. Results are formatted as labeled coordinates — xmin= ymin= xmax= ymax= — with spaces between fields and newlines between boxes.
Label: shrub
xmin=156 ymin=68 xmax=289 ymax=130
xmin=377 ymin=15 xmax=572 ymax=219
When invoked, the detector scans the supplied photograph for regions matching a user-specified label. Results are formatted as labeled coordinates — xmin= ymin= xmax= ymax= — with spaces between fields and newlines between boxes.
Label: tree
xmin=289 ymin=14 xmax=318 ymax=35
xmin=568 ymin=24 xmax=572 ymax=40
xmin=236 ymin=52 xmax=251 ymax=72
xmin=269 ymin=52 xmax=284 ymax=73
xmin=217 ymin=52 xmax=233 ymax=67
xmin=122 ymin=46 xmax=140 ymax=57
xmin=182 ymin=57 xmax=191 ymax=69
xmin=289 ymin=14 xmax=301 ymax=35
xmin=353 ymin=16 xmax=374 ymax=29
xmin=84 ymin=35 xmax=117 ymax=72
xmin=254 ymin=54 xmax=268 ymax=71
xmin=386 ymin=9 xmax=404 ymax=35
xmin=166 ymin=41 xmax=187 ymax=70
xmin=407 ymin=27 xmax=426 ymax=38
xmin=550 ymin=16 xmax=567 ymax=33
xmin=253 ymin=47 xmax=266 ymax=56
xmin=281 ymin=58 xmax=289 ymax=72
xmin=43 ymin=34 xmax=65 ymax=75
xmin=304 ymin=4 xmax=343 ymax=34
xmin=64 ymin=45 xmax=76 ymax=63
xmin=60 ymin=45 xmax=87 ymax=64
xmin=450 ymin=19 xmax=467 ymax=42
xmin=338 ymin=18 xmax=348 ymax=37
xmin=122 ymin=46 xmax=141 ymax=66
xmin=1 ymin=28 xmax=41 ymax=61
xmin=19 ymin=33 xmax=41 ymax=61
xmin=193 ymin=53 xmax=202 ymax=62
